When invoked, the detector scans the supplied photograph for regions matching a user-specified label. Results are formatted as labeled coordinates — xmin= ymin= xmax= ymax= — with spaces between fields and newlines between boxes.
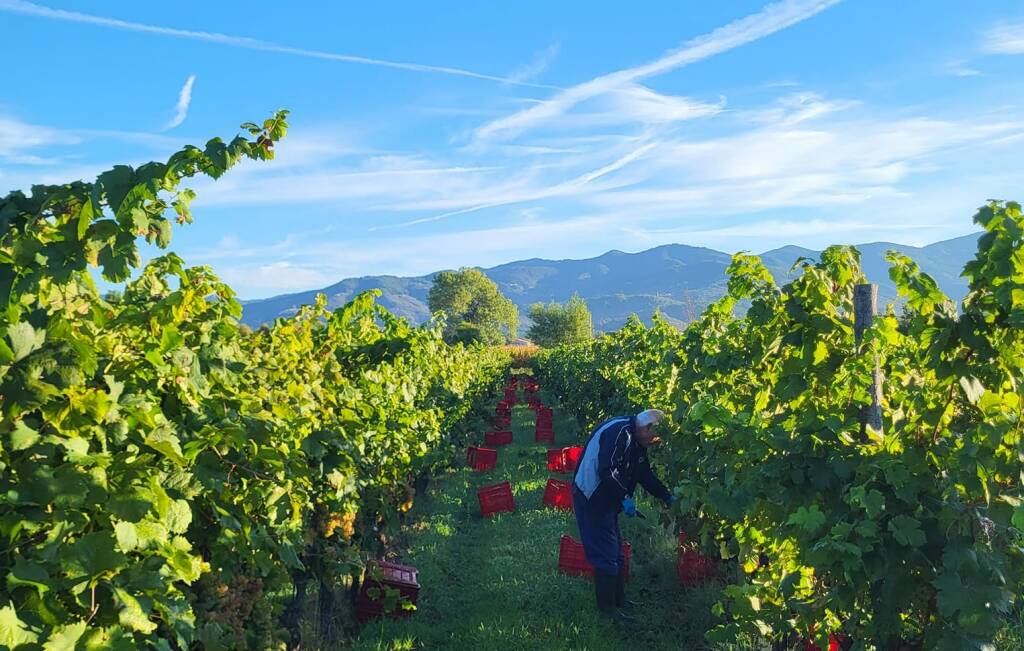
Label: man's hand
xmin=622 ymin=496 xmax=638 ymax=517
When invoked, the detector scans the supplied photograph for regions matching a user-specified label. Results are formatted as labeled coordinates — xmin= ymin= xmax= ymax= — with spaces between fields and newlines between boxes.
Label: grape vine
xmin=536 ymin=203 xmax=1023 ymax=650
xmin=0 ymin=112 xmax=510 ymax=649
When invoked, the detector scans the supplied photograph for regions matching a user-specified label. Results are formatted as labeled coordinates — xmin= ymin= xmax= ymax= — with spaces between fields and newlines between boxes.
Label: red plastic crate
xmin=546 ymin=446 xmax=582 ymax=472
xmin=546 ymin=448 xmax=564 ymax=472
xmin=557 ymin=535 xmax=631 ymax=581
xmin=484 ymin=430 xmax=513 ymax=446
xmin=677 ymin=550 xmax=718 ymax=586
xmin=477 ymin=481 xmax=515 ymax=518
xmin=466 ymin=446 xmax=497 ymax=471
xmin=356 ymin=560 xmax=420 ymax=622
xmin=535 ymin=427 xmax=555 ymax=444
xmin=563 ymin=446 xmax=583 ymax=471
xmin=542 ymin=478 xmax=573 ymax=510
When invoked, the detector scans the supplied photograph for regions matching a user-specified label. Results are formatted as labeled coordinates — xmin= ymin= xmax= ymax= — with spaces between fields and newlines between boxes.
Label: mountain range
xmin=240 ymin=233 xmax=981 ymax=332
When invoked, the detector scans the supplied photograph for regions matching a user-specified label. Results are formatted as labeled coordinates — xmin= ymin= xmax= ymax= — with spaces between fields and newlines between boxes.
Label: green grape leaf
xmin=144 ymin=428 xmax=186 ymax=466
xmin=787 ymin=505 xmax=826 ymax=534
xmin=278 ymin=542 xmax=305 ymax=570
xmin=81 ymin=625 xmax=137 ymax=650
xmin=43 ymin=621 xmax=87 ymax=651
xmin=64 ymin=532 xmax=127 ymax=581
xmin=0 ymin=603 xmax=38 ymax=647
xmin=165 ymin=547 xmax=204 ymax=584
xmin=888 ymin=515 xmax=926 ymax=548
xmin=97 ymin=165 xmax=136 ymax=214
xmin=7 ymin=558 xmax=50 ymax=595
xmin=864 ymin=490 xmax=886 ymax=517
xmin=1011 ymin=506 xmax=1024 ymax=532
xmin=8 ymin=321 xmax=45 ymax=362
xmin=113 ymin=522 xmax=139 ymax=552
xmin=165 ymin=500 xmax=192 ymax=535
xmin=10 ymin=420 xmax=41 ymax=451
xmin=113 ymin=588 xmax=157 ymax=634
xmin=107 ymin=497 xmax=153 ymax=523
xmin=812 ymin=340 xmax=829 ymax=365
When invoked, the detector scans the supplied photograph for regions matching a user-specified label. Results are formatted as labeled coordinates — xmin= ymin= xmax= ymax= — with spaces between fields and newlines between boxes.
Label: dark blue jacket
xmin=572 ymin=415 xmax=672 ymax=514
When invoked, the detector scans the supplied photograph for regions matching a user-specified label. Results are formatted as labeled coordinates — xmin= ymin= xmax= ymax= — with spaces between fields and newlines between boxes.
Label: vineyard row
xmin=0 ymin=112 xmax=511 ymax=649
xmin=535 ymin=203 xmax=1023 ymax=650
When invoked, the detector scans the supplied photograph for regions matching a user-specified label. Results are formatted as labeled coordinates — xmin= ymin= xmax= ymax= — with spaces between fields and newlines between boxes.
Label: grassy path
xmin=352 ymin=398 xmax=728 ymax=651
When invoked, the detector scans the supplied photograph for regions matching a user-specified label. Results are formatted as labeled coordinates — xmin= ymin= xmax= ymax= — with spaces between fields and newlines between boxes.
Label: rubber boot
xmin=615 ymin=574 xmax=640 ymax=611
xmin=594 ymin=573 xmax=629 ymax=625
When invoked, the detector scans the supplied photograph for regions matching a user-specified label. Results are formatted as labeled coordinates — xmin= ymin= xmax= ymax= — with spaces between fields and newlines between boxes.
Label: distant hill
xmin=239 ymin=233 xmax=981 ymax=331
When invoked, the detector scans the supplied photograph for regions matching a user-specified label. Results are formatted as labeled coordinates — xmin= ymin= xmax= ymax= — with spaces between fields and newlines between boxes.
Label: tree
xmin=428 ymin=268 xmax=518 ymax=345
xmin=526 ymin=293 xmax=593 ymax=347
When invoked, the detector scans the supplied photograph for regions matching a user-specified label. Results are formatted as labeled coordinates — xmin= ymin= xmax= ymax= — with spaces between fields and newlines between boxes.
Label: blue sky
xmin=2 ymin=0 xmax=1023 ymax=299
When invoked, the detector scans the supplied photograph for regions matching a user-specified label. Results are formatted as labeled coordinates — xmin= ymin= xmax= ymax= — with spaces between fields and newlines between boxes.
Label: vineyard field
xmin=0 ymin=109 xmax=1021 ymax=650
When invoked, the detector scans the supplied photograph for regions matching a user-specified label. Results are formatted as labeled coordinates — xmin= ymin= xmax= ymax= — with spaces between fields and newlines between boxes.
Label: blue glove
xmin=667 ymin=495 xmax=678 ymax=507
xmin=622 ymin=496 xmax=637 ymax=517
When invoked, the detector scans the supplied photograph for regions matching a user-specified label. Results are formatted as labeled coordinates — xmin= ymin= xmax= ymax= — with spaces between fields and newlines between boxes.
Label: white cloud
xmin=507 ymin=42 xmax=560 ymax=83
xmin=745 ymin=92 xmax=856 ymax=125
xmin=381 ymin=141 xmax=658 ymax=229
xmin=983 ymin=21 xmax=1024 ymax=55
xmin=472 ymin=0 xmax=840 ymax=142
xmin=942 ymin=60 xmax=981 ymax=77
xmin=178 ymin=88 xmax=1021 ymax=244
xmin=0 ymin=115 xmax=79 ymax=161
xmin=0 ymin=0 xmax=555 ymax=88
xmin=193 ymin=159 xmax=508 ymax=207
xmin=165 ymin=74 xmax=195 ymax=130
xmin=584 ymin=115 xmax=1023 ymax=216
xmin=608 ymin=86 xmax=725 ymax=124
xmin=216 ymin=261 xmax=335 ymax=294
xmin=521 ymin=85 xmax=724 ymax=133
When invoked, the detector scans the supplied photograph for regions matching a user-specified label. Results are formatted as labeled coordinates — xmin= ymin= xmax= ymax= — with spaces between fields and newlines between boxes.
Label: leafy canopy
xmin=526 ymin=293 xmax=593 ymax=348
xmin=428 ymin=268 xmax=518 ymax=345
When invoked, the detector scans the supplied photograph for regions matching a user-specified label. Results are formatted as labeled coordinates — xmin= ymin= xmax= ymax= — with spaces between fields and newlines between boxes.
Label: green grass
xmin=350 ymin=402 xmax=743 ymax=651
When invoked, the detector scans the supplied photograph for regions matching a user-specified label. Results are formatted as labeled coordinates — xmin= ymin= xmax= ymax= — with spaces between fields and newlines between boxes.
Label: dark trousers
xmin=572 ymin=487 xmax=624 ymax=576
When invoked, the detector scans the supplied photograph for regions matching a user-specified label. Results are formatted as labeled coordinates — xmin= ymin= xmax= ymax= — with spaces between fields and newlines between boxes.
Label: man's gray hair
xmin=636 ymin=409 xmax=666 ymax=428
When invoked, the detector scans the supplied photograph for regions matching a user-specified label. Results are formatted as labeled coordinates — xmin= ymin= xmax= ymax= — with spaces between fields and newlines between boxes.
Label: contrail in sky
xmin=0 ymin=0 xmax=558 ymax=89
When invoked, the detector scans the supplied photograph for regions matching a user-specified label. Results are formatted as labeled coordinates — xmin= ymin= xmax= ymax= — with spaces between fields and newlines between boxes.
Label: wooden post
xmin=854 ymin=284 xmax=883 ymax=438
